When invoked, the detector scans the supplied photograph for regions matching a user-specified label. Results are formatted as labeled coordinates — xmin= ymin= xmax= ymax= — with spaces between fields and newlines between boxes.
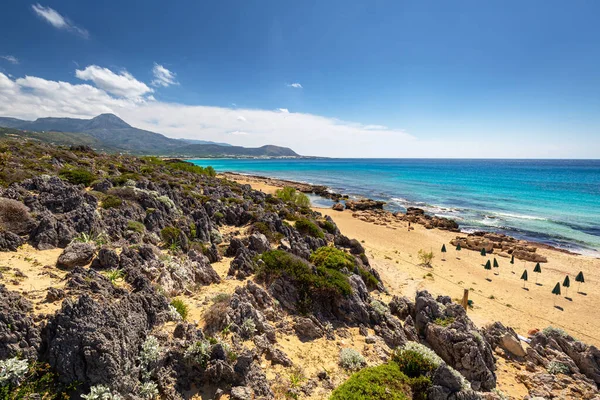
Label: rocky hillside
xmin=0 ymin=114 xmax=300 ymax=157
xmin=0 ymin=139 xmax=598 ymax=399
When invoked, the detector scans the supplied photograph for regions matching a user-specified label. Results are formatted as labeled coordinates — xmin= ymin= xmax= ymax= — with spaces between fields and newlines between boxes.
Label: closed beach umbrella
xmin=510 ymin=255 xmax=514 ymax=264
xmin=562 ymin=276 xmax=570 ymax=297
xmin=456 ymin=243 xmax=462 ymax=251
xmin=575 ymin=271 xmax=585 ymax=293
xmin=480 ymin=248 xmax=486 ymax=257
xmin=441 ymin=244 xmax=447 ymax=260
xmin=510 ymin=254 xmax=515 ymax=273
xmin=521 ymin=270 xmax=528 ymax=288
xmin=533 ymin=262 xmax=542 ymax=284
xmin=552 ymin=282 xmax=561 ymax=306
xmin=484 ymin=260 xmax=492 ymax=279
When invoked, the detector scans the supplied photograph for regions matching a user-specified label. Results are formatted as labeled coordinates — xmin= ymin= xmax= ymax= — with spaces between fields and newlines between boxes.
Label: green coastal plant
xmin=275 ymin=186 xmax=311 ymax=207
xmin=339 ymin=348 xmax=366 ymax=371
xmin=258 ymin=250 xmax=351 ymax=311
xmin=59 ymin=167 xmax=96 ymax=186
xmin=417 ymin=249 xmax=434 ymax=267
xmin=310 ymin=246 xmax=355 ymax=271
xmin=160 ymin=226 xmax=182 ymax=248
xmin=170 ymin=298 xmax=189 ymax=320
xmin=81 ymin=385 xmax=123 ymax=400
xmin=102 ymin=195 xmax=123 ymax=209
xmin=127 ymin=220 xmax=145 ymax=234
xmin=294 ymin=218 xmax=324 ymax=238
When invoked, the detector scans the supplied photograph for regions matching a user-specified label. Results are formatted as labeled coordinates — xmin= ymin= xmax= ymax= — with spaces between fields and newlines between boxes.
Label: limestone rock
xmin=56 ymin=242 xmax=96 ymax=269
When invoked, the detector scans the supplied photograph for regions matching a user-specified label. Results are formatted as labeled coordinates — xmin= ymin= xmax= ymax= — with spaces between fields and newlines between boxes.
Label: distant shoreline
xmin=221 ymin=171 xmax=591 ymax=258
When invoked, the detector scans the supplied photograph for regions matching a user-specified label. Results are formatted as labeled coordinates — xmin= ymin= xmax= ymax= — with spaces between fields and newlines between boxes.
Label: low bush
xmin=170 ymin=298 xmax=189 ymax=320
xmin=0 ymin=198 xmax=33 ymax=235
xmin=0 ymin=360 xmax=78 ymax=399
xmin=339 ymin=348 xmax=366 ymax=371
xmin=59 ymin=167 xmax=96 ymax=186
xmin=393 ymin=348 xmax=437 ymax=378
xmin=433 ymin=316 xmax=455 ymax=327
xmin=295 ymin=218 xmax=324 ymax=239
xmin=547 ymin=360 xmax=570 ymax=375
xmin=160 ymin=226 xmax=182 ymax=247
xmin=310 ymin=246 xmax=355 ymax=271
xmin=166 ymin=161 xmax=216 ymax=177
xmin=357 ymin=267 xmax=379 ymax=289
xmin=110 ymin=173 xmax=140 ymax=187
xmin=81 ymin=385 xmax=122 ymax=400
xmin=275 ymin=186 xmax=311 ymax=207
xmin=417 ymin=249 xmax=434 ymax=267
xmin=127 ymin=220 xmax=145 ymax=234
xmin=319 ymin=219 xmax=337 ymax=234
xmin=250 ymin=221 xmax=283 ymax=243
xmin=101 ymin=195 xmax=122 ymax=209
xmin=203 ymin=293 xmax=231 ymax=333
xmin=258 ymin=250 xmax=351 ymax=311
xmin=331 ymin=362 xmax=412 ymax=400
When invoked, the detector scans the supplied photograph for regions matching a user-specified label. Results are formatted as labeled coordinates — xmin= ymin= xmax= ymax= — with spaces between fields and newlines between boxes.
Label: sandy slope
xmin=229 ymin=175 xmax=600 ymax=347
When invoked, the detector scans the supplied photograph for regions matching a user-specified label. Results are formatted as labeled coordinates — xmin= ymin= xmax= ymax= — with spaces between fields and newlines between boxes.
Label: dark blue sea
xmin=190 ymin=158 xmax=600 ymax=255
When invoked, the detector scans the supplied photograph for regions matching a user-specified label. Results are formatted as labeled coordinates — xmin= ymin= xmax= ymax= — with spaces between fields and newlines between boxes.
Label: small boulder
xmin=248 ymin=233 xmax=270 ymax=253
xmin=56 ymin=243 xmax=95 ymax=269
xmin=230 ymin=386 xmax=253 ymax=400
xmin=332 ymin=203 xmax=344 ymax=211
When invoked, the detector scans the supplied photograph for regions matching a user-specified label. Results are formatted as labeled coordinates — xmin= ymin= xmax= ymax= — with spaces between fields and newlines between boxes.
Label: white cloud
xmin=236 ymin=115 xmax=246 ymax=122
xmin=151 ymin=63 xmax=179 ymax=87
xmin=75 ymin=65 xmax=153 ymax=99
xmin=31 ymin=4 xmax=89 ymax=38
xmin=0 ymin=55 xmax=19 ymax=65
xmin=2 ymin=67 xmax=593 ymax=158
xmin=277 ymin=108 xmax=289 ymax=113
xmin=287 ymin=83 xmax=303 ymax=89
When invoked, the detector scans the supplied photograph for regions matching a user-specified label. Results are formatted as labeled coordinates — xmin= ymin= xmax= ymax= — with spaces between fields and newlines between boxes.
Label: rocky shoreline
xmin=222 ymin=172 xmax=577 ymax=262
xmin=0 ymin=141 xmax=597 ymax=399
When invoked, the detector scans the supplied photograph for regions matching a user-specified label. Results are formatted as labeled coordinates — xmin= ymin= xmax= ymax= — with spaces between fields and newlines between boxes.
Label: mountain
xmin=176 ymin=138 xmax=232 ymax=147
xmin=0 ymin=114 xmax=300 ymax=157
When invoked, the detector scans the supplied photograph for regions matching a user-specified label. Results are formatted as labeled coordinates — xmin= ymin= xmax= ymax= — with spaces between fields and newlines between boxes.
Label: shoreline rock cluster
xmin=0 ymin=140 xmax=597 ymax=399
xmin=450 ymin=232 xmax=548 ymax=263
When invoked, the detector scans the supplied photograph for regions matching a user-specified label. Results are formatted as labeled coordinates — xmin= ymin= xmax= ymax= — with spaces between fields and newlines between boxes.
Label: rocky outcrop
xmin=44 ymin=280 xmax=169 ymax=393
xmin=56 ymin=242 xmax=96 ymax=269
xmin=450 ymin=232 xmax=548 ymax=263
xmin=90 ymin=247 xmax=120 ymax=270
xmin=527 ymin=328 xmax=600 ymax=387
xmin=415 ymin=291 xmax=496 ymax=391
xmin=483 ymin=322 xmax=526 ymax=358
xmin=228 ymin=246 xmax=257 ymax=279
xmin=0 ymin=285 xmax=41 ymax=360
xmin=345 ymin=199 xmax=386 ymax=211
xmin=0 ymin=231 xmax=24 ymax=251
xmin=225 ymin=281 xmax=277 ymax=341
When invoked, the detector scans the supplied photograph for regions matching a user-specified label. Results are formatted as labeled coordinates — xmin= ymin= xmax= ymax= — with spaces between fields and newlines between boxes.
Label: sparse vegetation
xmin=127 ymin=220 xmax=145 ymax=234
xmin=82 ymin=385 xmax=123 ymax=400
xmin=339 ymin=348 xmax=366 ymax=371
xmin=102 ymin=195 xmax=123 ymax=209
xmin=0 ymin=198 xmax=33 ymax=234
xmin=310 ymin=246 xmax=355 ymax=270
xmin=433 ymin=316 xmax=455 ymax=327
xmin=59 ymin=167 xmax=96 ymax=186
xmin=170 ymin=298 xmax=189 ymax=320
xmin=160 ymin=226 xmax=183 ymax=248
xmin=295 ymin=218 xmax=324 ymax=239
xmin=275 ymin=186 xmax=311 ymax=207
xmin=547 ymin=360 xmax=570 ymax=375
xmin=104 ymin=269 xmax=125 ymax=284
xmin=258 ymin=250 xmax=351 ymax=311
xmin=417 ymin=249 xmax=434 ymax=267
xmin=203 ymin=293 xmax=231 ymax=332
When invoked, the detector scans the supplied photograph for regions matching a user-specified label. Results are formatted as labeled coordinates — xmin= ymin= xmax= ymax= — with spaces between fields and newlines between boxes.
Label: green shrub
xmin=357 ymin=267 xmax=379 ymax=289
xmin=101 ymin=195 xmax=122 ymax=209
xmin=393 ymin=349 xmax=437 ymax=378
xmin=547 ymin=360 xmax=570 ymax=375
xmin=339 ymin=348 xmax=366 ymax=371
xmin=417 ymin=249 xmax=434 ymax=267
xmin=259 ymin=250 xmax=351 ymax=311
xmin=160 ymin=226 xmax=182 ymax=247
xmin=433 ymin=316 xmax=455 ymax=327
xmin=126 ymin=220 xmax=145 ymax=234
xmin=275 ymin=186 xmax=311 ymax=207
xmin=295 ymin=218 xmax=324 ymax=238
xmin=166 ymin=161 xmax=216 ymax=177
xmin=0 ymin=361 xmax=77 ymax=399
xmin=170 ymin=298 xmax=189 ymax=320
xmin=320 ymin=219 xmax=337 ymax=234
xmin=330 ymin=362 xmax=416 ymax=400
xmin=110 ymin=173 xmax=140 ymax=186
xmin=310 ymin=247 xmax=355 ymax=271
xmin=250 ymin=221 xmax=283 ymax=243
xmin=59 ymin=168 xmax=96 ymax=186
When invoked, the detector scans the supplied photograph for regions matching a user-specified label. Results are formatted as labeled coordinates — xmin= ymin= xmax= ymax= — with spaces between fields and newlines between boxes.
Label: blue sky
xmin=0 ymin=0 xmax=599 ymax=157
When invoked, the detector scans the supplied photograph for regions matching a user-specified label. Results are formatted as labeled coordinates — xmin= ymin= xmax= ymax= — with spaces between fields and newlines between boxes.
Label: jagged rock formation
xmin=450 ymin=232 xmax=548 ymax=263
xmin=0 ymin=285 xmax=41 ymax=360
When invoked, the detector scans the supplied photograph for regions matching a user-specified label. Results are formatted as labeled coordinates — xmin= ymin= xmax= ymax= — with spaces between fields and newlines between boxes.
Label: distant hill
xmin=176 ymin=138 xmax=232 ymax=147
xmin=0 ymin=114 xmax=300 ymax=157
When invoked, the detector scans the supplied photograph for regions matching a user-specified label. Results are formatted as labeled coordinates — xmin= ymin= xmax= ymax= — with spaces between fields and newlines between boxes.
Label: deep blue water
xmin=190 ymin=158 xmax=600 ymax=255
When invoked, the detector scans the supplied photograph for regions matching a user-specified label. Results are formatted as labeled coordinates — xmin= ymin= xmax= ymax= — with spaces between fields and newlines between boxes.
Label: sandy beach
xmin=228 ymin=174 xmax=600 ymax=348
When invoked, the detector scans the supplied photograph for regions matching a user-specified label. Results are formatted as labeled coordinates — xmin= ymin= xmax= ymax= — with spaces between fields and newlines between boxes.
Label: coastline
xmin=224 ymin=171 xmax=600 ymax=347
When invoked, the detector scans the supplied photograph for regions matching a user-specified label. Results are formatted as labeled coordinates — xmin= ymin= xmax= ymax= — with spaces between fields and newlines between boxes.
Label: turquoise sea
xmin=190 ymin=158 xmax=600 ymax=256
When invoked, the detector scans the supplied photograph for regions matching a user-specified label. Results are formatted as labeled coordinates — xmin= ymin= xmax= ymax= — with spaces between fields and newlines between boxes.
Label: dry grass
xmin=0 ymin=197 xmax=33 ymax=235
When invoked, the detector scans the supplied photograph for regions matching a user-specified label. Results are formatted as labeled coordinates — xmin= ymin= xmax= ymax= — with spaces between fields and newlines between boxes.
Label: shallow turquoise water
xmin=190 ymin=158 xmax=600 ymax=255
